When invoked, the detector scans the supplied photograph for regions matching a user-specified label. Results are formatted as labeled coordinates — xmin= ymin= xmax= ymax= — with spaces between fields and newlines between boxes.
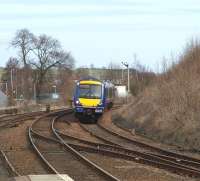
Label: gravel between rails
xmin=81 ymin=152 xmax=191 ymax=181
xmin=55 ymin=129 xmax=186 ymax=181
xmin=0 ymin=108 xmax=196 ymax=181
xmin=30 ymin=111 xmax=118 ymax=181
xmin=81 ymin=122 xmax=200 ymax=169
xmin=53 ymin=113 xmax=197 ymax=181
xmin=80 ymin=123 xmax=146 ymax=151
xmin=97 ymin=121 xmax=200 ymax=169
xmin=54 ymin=118 xmax=106 ymax=144
xmin=31 ymin=133 xmax=107 ymax=181
xmin=55 ymin=123 xmax=200 ymax=179
xmin=0 ymin=111 xmax=44 ymax=131
xmin=0 ymin=151 xmax=11 ymax=181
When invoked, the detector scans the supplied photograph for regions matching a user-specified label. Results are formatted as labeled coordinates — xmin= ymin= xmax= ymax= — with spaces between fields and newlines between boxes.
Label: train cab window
xmin=79 ymin=84 xmax=102 ymax=99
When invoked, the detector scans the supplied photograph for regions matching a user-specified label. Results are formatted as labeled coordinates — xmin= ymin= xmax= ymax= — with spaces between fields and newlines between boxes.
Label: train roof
xmin=77 ymin=76 xmax=102 ymax=85
xmin=77 ymin=77 xmax=115 ymax=87
xmin=78 ymin=76 xmax=102 ymax=82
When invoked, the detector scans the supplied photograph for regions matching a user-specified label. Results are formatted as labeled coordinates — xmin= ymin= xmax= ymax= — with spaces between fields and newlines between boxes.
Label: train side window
xmin=108 ymin=87 xmax=112 ymax=98
xmin=105 ymin=88 xmax=107 ymax=98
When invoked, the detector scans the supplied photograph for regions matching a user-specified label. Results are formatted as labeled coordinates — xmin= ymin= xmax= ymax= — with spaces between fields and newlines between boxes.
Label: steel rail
xmin=55 ymin=129 xmax=200 ymax=170
xmin=78 ymin=117 xmax=200 ymax=170
xmin=79 ymin=123 xmax=121 ymax=146
xmin=30 ymin=109 xmax=118 ymax=181
xmin=61 ymin=139 xmax=200 ymax=178
xmin=28 ymin=114 xmax=74 ymax=181
xmin=0 ymin=150 xmax=21 ymax=177
xmin=0 ymin=106 xmax=68 ymax=123
xmin=28 ymin=108 xmax=200 ymax=179
xmin=97 ymin=122 xmax=200 ymax=167
xmin=79 ymin=123 xmax=200 ymax=176
xmin=52 ymin=115 xmax=120 ymax=181
xmin=0 ymin=110 xmax=44 ymax=121
xmin=31 ymin=128 xmax=119 ymax=181
xmin=54 ymin=127 xmax=200 ymax=178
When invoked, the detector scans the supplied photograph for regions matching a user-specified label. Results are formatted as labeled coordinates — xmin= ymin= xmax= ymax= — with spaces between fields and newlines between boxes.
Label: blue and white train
xmin=73 ymin=77 xmax=115 ymax=120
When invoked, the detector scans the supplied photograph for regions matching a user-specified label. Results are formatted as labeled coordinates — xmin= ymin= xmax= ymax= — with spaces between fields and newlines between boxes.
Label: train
xmin=73 ymin=77 xmax=115 ymax=121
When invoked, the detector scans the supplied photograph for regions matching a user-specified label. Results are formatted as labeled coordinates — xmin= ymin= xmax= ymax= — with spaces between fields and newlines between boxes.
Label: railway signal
xmin=121 ymin=61 xmax=130 ymax=94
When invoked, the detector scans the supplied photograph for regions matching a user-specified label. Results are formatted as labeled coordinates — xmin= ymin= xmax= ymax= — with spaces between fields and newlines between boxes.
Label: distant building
xmin=36 ymin=93 xmax=60 ymax=104
xmin=115 ymin=85 xmax=127 ymax=98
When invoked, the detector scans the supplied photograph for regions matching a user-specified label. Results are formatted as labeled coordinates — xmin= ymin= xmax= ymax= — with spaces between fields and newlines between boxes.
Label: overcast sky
xmin=0 ymin=0 xmax=200 ymax=70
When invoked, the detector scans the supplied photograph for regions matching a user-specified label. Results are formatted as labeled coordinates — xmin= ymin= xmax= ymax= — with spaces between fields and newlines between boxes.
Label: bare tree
xmin=30 ymin=34 xmax=74 ymax=98
xmin=11 ymin=29 xmax=35 ymax=99
xmin=11 ymin=29 xmax=34 ymax=67
xmin=6 ymin=57 xmax=19 ymax=69
xmin=10 ymin=29 xmax=75 ymax=102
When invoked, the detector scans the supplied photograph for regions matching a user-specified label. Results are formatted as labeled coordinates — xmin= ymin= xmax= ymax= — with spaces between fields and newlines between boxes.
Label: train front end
xmin=73 ymin=79 xmax=105 ymax=118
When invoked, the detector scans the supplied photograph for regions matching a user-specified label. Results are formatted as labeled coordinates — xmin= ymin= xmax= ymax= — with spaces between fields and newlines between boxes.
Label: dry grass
xmin=114 ymin=40 xmax=200 ymax=151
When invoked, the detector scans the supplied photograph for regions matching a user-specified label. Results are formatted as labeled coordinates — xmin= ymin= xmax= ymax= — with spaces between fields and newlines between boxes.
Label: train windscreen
xmin=78 ymin=84 xmax=102 ymax=99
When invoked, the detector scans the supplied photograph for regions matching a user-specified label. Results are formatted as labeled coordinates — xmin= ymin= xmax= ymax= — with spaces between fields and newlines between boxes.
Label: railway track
xmin=0 ymin=150 xmax=20 ymax=180
xmin=55 ymin=129 xmax=200 ymax=169
xmin=53 ymin=115 xmax=200 ymax=178
xmin=0 ymin=110 xmax=45 ymax=120
xmin=2 ymin=107 xmax=200 ymax=179
xmin=0 ymin=107 xmax=67 ymax=129
xmin=29 ymin=109 xmax=119 ymax=181
xmin=0 ymin=109 xmax=68 ymax=178
xmin=0 ymin=110 xmax=45 ymax=129
xmin=81 ymin=122 xmax=200 ymax=178
xmin=97 ymin=121 xmax=200 ymax=167
xmin=55 ymin=131 xmax=200 ymax=178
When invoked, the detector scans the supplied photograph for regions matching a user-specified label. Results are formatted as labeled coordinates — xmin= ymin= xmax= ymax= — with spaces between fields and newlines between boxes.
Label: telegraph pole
xmin=5 ymin=82 xmax=8 ymax=96
xmin=128 ymin=65 xmax=130 ymax=93
xmin=52 ymin=85 xmax=57 ymax=94
xmin=10 ymin=69 xmax=13 ymax=97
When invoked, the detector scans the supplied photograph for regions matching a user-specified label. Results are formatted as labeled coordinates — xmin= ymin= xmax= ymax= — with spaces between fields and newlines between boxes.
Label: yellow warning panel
xmin=79 ymin=80 xmax=102 ymax=85
xmin=79 ymin=98 xmax=100 ymax=107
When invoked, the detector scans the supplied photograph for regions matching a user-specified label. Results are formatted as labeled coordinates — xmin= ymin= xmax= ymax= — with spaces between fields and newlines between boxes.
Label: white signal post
xmin=34 ymin=83 xmax=36 ymax=102
xmin=121 ymin=62 xmax=130 ymax=94
xmin=10 ymin=69 xmax=14 ymax=97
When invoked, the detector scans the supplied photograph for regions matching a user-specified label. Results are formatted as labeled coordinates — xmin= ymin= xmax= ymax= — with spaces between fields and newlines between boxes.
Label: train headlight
xmin=75 ymin=100 xmax=82 ymax=106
